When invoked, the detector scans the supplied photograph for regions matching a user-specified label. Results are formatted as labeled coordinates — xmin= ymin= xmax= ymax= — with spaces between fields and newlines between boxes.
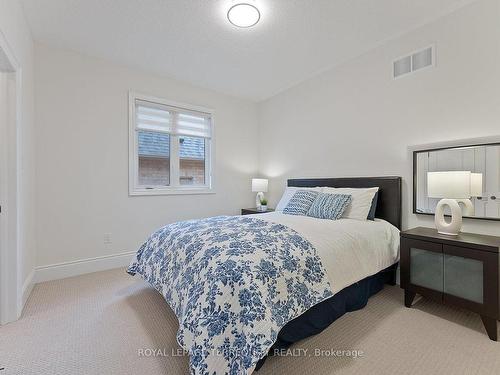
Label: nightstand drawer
xmin=442 ymin=244 xmax=498 ymax=317
xmin=410 ymin=247 xmax=444 ymax=292
xmin=444 ymin=253 xmax=483 ymax=303
xmin=401 ymin=238 xmax=443 ymax=296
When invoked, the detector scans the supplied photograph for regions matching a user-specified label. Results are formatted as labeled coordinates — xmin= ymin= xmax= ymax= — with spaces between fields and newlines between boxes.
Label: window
xmin=129 ymin=92 xmax=214 ymax=195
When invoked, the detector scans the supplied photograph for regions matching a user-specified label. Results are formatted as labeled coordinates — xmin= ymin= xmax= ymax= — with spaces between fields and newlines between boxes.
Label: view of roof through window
xmin=138 ymin=132 xmax=205 ymax=159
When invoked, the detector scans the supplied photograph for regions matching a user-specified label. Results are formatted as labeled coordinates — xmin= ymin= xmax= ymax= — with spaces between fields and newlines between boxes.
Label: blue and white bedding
xmin=128 ymin=215 xmax=334 ymax=375
xmin=257 ymin=212 xmax=400 ymax=295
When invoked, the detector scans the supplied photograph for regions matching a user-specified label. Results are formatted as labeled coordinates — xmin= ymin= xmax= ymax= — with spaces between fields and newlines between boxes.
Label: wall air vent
xmin=393 ymin=45 xmax=435 ymax=79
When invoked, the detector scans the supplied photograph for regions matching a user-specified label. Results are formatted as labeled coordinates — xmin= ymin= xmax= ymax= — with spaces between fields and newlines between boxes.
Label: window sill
xmin=129 ymin=187 xmax=216 ymax=196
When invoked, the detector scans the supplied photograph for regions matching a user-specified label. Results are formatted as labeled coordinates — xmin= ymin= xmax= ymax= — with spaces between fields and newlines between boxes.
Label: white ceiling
xmin=21 ymin=0 xmax=475 ymax=101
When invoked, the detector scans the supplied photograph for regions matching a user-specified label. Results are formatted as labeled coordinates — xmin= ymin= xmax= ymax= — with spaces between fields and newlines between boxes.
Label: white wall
xmin=259 ymin=0 xmax=500 ymax=236
xmin=29 ymin=0 xmax=500 ymax=282
xmin=35 ymin=44 xmax=259 ymax=270
xmin=0 ymin=0 xmax=37 ymax=308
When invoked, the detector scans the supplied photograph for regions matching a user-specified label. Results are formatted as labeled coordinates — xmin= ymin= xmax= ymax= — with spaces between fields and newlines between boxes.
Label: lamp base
xmin=456 ymin=198 xmax=475 ymax=216
xmin=255 ymin=192 xmax=264 ymax=209
xmin=435 ymin=198 xmax=462 ymax=236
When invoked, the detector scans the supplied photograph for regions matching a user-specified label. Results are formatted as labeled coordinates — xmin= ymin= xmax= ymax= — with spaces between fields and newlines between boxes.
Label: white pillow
xmin=321 ymin=187 xmax=379 ymax=220
xmin=275 ymin=186 xmax=322 ymax=211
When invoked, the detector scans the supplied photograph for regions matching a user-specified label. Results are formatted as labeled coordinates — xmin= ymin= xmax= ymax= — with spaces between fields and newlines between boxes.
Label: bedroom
xmin=1 ymin=0 xmax=499 ymax=374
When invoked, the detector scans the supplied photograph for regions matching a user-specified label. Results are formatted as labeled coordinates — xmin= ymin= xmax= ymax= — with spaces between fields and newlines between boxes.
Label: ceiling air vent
xmin=393 ymin=45 xmax=435 ymax=79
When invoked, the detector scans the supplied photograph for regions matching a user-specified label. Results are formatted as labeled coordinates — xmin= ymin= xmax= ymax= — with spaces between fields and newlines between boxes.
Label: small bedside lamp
xmin=427 ymin=171 xmax=472 ymax=236
xmin=252 ymin=178 xmax=268 ymax=211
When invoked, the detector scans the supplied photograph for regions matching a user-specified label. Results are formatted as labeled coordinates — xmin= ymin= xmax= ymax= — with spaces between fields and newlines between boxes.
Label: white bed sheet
xmin=248 ymin=212 xmax=400 ymax=294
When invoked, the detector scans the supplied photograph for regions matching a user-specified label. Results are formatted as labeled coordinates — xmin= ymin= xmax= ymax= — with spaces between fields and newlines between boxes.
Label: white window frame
xmin=129 ymin=91 xmax=215 ymax=196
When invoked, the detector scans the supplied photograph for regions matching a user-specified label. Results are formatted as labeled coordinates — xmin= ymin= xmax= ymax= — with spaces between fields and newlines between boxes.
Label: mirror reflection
xmin=414 ymin=144 xmax=500 ymax=219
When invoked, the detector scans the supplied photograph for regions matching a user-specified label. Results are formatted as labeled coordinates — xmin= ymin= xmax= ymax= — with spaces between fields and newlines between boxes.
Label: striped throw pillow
xmin=283 ymin=190 xmax=319 ymax=216
xmin=307 ymin=193 xmax=352 ymax=220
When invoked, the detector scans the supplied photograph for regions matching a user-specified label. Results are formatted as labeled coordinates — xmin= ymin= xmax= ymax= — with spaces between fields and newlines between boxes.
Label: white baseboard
xmin=19 ymin=269 xmax=35 ymax=315
xmin=35 ymin=251 xmax=136 ymax=283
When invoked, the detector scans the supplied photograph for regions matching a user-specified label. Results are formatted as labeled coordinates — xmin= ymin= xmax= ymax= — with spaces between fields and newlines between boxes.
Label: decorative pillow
xmin=276 ymin=186 xmax=322 ymax=211
xmin=283 ymin=190 xmax=319 ymax=216
xmin=307 ymin=193 xmax=352 ymax=220
xmin=322 ymin=187 xmax=379 ymax=221
xmin=366 ymin=191 xmax=379 ymax=221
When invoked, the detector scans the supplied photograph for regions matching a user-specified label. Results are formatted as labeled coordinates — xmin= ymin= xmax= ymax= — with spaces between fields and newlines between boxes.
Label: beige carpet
xmin=1 ymin=268 xmax=499 ymax=375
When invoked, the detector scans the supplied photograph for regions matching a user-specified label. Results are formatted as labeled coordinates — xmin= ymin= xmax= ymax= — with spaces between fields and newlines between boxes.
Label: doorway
xmin=0 ymin=39 xmax=20 ymax=325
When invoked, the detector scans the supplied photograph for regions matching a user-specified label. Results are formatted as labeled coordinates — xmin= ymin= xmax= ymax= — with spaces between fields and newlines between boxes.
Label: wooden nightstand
xmin=241 ymin=208 xmax=275 ymax=215
xmin=400 ymin=227 xmax=500 ymax=341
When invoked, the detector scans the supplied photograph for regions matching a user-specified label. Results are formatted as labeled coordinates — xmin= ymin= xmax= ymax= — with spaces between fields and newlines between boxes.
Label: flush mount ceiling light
xmin=227 ymin=3 xmax=260 ymax=28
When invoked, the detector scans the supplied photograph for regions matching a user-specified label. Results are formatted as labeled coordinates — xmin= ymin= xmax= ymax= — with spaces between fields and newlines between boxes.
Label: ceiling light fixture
xmin=227 ymin=3 xmax=261 ymax=28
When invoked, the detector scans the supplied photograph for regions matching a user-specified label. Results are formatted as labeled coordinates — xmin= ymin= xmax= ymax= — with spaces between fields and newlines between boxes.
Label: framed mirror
xmin=413 ymin=142 xmax=500 ymax=221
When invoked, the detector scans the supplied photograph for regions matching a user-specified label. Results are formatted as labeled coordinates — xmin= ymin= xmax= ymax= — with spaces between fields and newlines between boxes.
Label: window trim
xmin=128 ymin=91 xmax=215 ymax=196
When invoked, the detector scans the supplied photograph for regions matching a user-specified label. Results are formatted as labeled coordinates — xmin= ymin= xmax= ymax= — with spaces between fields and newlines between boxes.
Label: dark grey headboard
xmin=287 ymin=176 xmax=402 ymax=229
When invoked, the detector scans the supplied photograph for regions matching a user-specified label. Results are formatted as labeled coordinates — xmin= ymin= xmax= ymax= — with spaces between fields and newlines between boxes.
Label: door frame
xmin=0 ymin=30 xmax=22 ymax=325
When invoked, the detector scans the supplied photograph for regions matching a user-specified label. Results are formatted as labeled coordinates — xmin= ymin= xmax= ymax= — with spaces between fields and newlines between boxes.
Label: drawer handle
xmin=491 ymin=196 xmax=497 ymax=200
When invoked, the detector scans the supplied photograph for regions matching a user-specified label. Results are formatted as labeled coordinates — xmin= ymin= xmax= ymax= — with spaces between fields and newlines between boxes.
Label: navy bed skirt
xmin=255 ymin=263 xmax=398 ymax=371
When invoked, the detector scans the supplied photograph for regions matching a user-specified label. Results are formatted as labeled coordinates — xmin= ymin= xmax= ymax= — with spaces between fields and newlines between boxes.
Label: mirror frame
xmin=413 ymin=141 xmax=500 ymax=222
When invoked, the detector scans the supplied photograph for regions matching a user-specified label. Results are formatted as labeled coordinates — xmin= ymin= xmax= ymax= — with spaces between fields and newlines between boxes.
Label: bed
xmin=127 ymin=176 xmax=402 ymax=375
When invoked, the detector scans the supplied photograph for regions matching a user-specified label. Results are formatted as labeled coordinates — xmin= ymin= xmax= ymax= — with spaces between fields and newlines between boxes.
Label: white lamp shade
xmin=252 ymin=178 xmax=268 ymax=193
xmin=427 ymin=171 xmax=471 ymax=199
xmin=470 ymin=173 xmax=483 ymax=197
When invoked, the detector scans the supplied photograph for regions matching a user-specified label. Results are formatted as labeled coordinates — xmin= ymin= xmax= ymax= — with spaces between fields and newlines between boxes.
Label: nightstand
xmin=400 ymin=227 xmax=500 ymax=341
xmin=241 ymin=208 xmax=275 ymax=215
